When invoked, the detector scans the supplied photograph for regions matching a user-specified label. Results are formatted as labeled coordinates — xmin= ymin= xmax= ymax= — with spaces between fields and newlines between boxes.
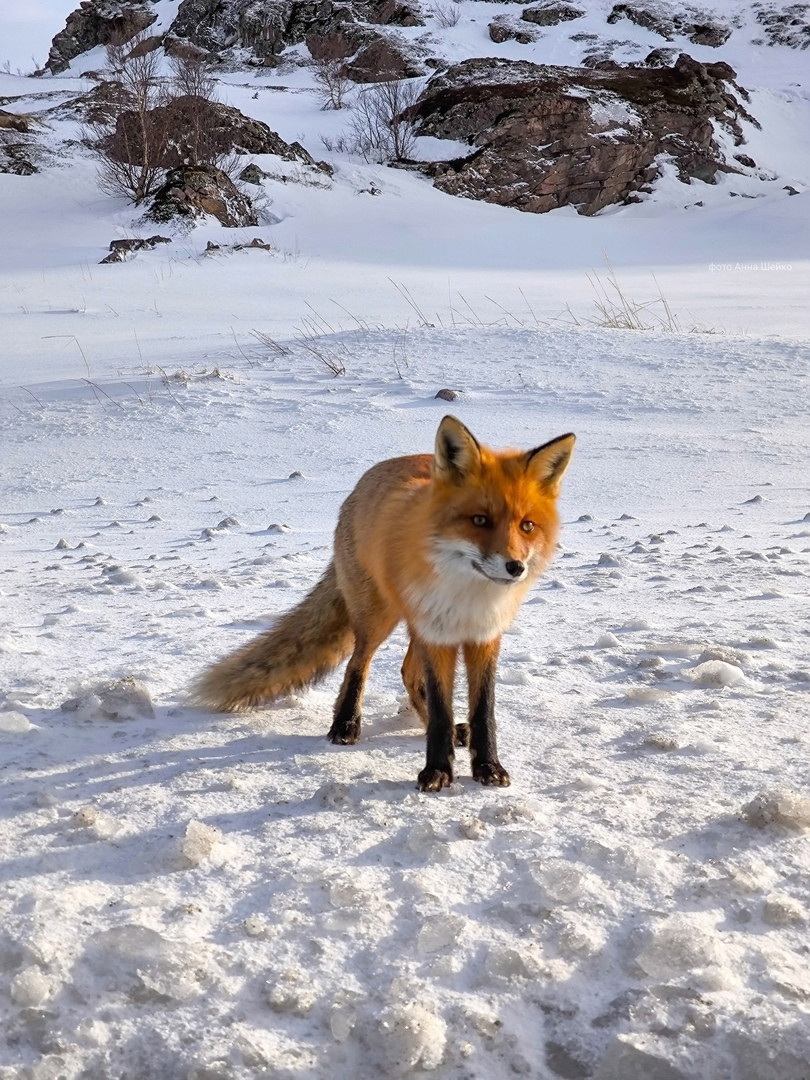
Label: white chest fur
xmin=405 ymin=542 xmax=526 ymax=646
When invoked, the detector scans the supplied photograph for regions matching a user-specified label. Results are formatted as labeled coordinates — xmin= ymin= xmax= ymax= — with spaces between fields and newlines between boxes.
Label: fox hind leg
xmin=402 ymin=639 xmax=468 ymax=747
xmin=328 ymin=607 xmax=397 ymax=745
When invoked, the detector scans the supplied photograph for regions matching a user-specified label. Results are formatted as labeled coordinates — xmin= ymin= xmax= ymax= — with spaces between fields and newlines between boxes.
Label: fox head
xmin=429 ymin=415 xmax=575 ymax=586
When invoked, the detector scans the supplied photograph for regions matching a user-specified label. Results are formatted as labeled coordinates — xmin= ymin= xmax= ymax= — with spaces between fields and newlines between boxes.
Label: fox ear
xmin=434 ymin=415 xmax=481 ymax=480
xmin=526 ymin=433 xmax=575 ymax=494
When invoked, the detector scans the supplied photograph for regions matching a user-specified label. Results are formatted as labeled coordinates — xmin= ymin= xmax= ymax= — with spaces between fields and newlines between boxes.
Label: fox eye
xmin=520 ymin=520 xmax=535 ymax=534
xmin=471 ymin=514 xmax=491 ymax=528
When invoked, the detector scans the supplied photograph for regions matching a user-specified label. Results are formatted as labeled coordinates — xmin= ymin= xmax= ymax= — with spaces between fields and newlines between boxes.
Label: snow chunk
xmin=763 ymin=894 xmax=806 ymax=927
xmin=595 ymin=632 xmax=622 ymax=648
xmin=61 ymin=677 xmax=154 ymax=722
xmin=741 ymin=790 xmax=810 ymax=831
xmin=0 ymin=710 xmax=32 ymax=733
xmin=377 ymin=1001 xmax=447 ymax=1074
xmin=687 ymin=660 xmax=747 ymax=688
xmin=10 ymin=966 xmax=52 ymax=1007
xmin=181 ymin=819 xmax=225 ymax=866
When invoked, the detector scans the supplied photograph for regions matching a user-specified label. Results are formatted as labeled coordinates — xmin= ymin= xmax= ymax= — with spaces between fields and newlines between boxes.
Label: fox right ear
xmin=434 ymin=415 xmax=481 ymax=480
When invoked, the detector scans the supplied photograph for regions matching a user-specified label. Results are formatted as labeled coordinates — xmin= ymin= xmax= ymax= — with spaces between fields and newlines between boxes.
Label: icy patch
xmin=741 ymin=790 xmax=810 ymax=831
xmin=61 ymin=677 xmax=154 ymax=722
xmin=635 ymin=916 xmax=724 ymax=981
xmin=87 ymin=924 xmax=208 ymax=1002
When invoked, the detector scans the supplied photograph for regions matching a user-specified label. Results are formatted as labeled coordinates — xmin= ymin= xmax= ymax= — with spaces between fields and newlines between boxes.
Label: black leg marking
xmin=466 ymin=645 xmax=510 ymax=787
xmin=417 ymin=660 xmax=456 ymax=792
xmin=328 ymin=667 xmax=364 ymax=745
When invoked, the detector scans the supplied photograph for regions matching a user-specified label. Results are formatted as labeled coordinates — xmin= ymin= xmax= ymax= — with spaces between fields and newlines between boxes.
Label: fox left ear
xmin=526 ymin=433 xmax=576 ymax=494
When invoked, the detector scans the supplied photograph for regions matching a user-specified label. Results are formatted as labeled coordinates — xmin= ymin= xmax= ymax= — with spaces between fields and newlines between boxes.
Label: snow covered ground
xmin=2 ymin=2 xmax=810 ymax=1077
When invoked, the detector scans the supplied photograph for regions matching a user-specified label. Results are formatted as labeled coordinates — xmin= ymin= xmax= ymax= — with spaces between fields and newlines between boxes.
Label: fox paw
xmin=454 ymin=723 xmax=470 ymax=748
xmin=417 ymin=766 xmax=454 ymax=792
xmin=327 ymin=722 xmax=360 ymax=745
xmin=473 ymin=761 xmax=510 ymax=786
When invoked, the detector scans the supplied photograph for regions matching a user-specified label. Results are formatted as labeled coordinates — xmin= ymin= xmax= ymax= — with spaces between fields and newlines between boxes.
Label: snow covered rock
xmin=411 ymin=53 xmax=752 ymax=215
xmin=147 ymin=164 xmax=259 ymax=227
xmin=45 ymin=1 xmax=158 ymax=74
xmin=741 ymin=789 xmax=810 ymax=830
xmin=61 ymin=676 xmax=154 ymax=722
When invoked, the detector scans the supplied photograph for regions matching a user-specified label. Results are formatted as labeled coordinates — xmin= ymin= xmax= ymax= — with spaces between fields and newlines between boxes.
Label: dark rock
xmin=489 ymin=15 xmax=540 ymax=44
xmin=644 ymin=47 xmax=679 ymax=67
xmin=0 ymin=110 xmax=31 ymax=133
xmin=168 ymin=0 xmax=422 ymax=63
xmin=55 ymin=79 xmax=134 ymax=125
xmin=754 ymin=3 xmax=810 ymax=50
xmin=435 ymin=388 xmax=462 ymax=401
xmin=239 ymin=162 xmax=267 ymax=184
xmin=100 ymin=235 xmax=172 ymax=262
xmin=607 ymin=3 xmax=731 ymax=47
xmin=344 ymin=33 xmax=426 ymax=81
xmin=734 ymin=152 xmax=756 ymax=168
xmin=410 ymin=54 xmax=752 ymax=216
xmin=46 ymin=1 xmax=158 ymax=74
xmin=521 ymin=3 xmax=584 ymax=26
xmin=103 ymin=96 xmax=320 ymax=169
xmin=147 ymin=164 xmax=258 ymax=226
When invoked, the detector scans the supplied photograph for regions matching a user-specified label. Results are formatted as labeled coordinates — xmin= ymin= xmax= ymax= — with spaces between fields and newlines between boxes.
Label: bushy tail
xmin=191 ymin=561 xmax=353 ymax=711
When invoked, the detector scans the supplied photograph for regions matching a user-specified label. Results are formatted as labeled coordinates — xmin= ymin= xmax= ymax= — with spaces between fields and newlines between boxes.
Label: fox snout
xmin=471 ymin=551 xmax=530 ymax=584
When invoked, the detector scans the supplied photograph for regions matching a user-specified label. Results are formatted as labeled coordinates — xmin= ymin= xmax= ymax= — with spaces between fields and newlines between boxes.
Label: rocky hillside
xmin=3 ymin=0 xmax=807 ymax=218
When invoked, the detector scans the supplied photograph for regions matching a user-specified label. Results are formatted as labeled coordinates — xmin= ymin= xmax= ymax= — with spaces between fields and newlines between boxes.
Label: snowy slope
xmin=2 ymin=2 xmax=810 ymax=1078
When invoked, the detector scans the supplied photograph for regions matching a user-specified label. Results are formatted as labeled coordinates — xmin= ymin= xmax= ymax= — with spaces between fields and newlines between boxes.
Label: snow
xmin=2 ymin=1 xmax=810 ymax=1077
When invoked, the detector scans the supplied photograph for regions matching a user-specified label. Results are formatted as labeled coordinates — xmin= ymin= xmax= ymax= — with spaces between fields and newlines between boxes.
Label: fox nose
xmin=505 ymin=560 xmax=525 ymax=578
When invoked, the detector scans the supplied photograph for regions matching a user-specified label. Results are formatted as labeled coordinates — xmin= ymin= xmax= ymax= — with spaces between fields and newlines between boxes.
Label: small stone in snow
xmin=435 ymin=388 xmax=462 ymax=401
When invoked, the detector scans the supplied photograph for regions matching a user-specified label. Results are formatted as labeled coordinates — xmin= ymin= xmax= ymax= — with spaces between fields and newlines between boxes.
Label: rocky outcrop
xmin=521 ymin=3 xmax=584 ymax=26
xmin=100 ymin=234 xmax=171 ymax=262
xmin=488 ymin=15 xmax=541 ymax=44
xmin=45 ymin=0 xmax=426 ymax=70
xmin=169 ymin=0 xmax=423 ymax=62
xmin=410 ymin=54 xmax=753 ymax=216
xmin=45 ymin=0 xmax=158 ymax=74
xmin=147 ymin=164 xmax=258 ymax=226
xmin=606 ymin=3 xmax=732 ymax=47
xmin=753 ymin=2 xmax=810 ymax=49
xmin=102 ymin=96 xmax=322 ymax=169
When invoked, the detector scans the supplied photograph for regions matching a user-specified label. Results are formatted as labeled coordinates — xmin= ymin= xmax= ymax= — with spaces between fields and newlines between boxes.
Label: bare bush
xmin=88 ymin=32 xmax=170 ymax=203
xmin=348 ymin=79 xmax=421 ymax=163
xmin=431 ymin=1 xmax=462 ymax=28
xmin=169 ymin=51 xmax=216 ymax=101
xmin=308 ymin=32 xmax=354 ymax=111
xmin=88 ymin=34 xmax=221 ymax=203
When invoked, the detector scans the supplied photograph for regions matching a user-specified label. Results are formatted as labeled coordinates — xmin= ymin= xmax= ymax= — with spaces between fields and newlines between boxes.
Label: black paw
xmin=472 ymin=761 xmax=510 ymax=786
xmin=454 ymin=723 xmax=470 ymax=748
xmin=417 ymin=765 xmax=454 ymax=792
xmin=327 ymin=721 xmax=360 ymax=745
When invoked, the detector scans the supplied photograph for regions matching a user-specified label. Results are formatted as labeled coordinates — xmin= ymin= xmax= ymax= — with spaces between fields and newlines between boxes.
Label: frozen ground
xmin=2 ymin=1 xmax=810 ymax=1077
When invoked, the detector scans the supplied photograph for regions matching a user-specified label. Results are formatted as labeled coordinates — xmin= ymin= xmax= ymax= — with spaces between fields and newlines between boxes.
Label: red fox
xmin=192 ymin=416 xmax=575 ymax=791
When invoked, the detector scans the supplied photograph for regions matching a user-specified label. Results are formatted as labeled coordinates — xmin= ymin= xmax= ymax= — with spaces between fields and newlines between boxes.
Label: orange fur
xmin=191 ymin=416 xmax=575 ymax=790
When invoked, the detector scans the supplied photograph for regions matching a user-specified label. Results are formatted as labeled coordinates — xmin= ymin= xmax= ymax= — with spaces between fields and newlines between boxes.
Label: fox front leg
xmin=464 ymin=640 xmax=510 ymax=786
xmin=416 ymin=643 xmax=458 ymax=792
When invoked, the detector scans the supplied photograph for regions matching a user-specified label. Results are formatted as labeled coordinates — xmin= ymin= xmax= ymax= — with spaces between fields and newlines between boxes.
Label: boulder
xmin=410 ymin=54 xmax=753 ymax=215
xmin=606 ymin=3 xmax=731 ymax=47
xmin=489 ymin=16 xmax=541 ymax=44
xmin=146 ymin=164 xmax=258 ymax=226
xmin=45 ymin=0 xmax=158 ymax=74
xmin=102 ymin=96 xmax=321 ymax=169
xmin=521 ymin=4 xmax=584 ymax=26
